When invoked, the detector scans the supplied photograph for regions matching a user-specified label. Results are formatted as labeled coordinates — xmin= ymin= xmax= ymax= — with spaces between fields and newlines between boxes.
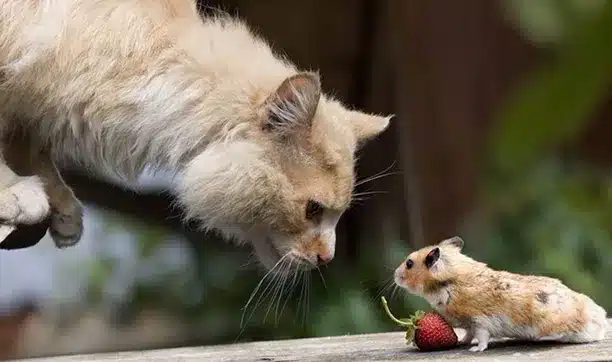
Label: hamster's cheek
xmin=394 ymin=270 xmax=407 ymax=287
xmin=403 ymin=275 xmax=422 ymax=294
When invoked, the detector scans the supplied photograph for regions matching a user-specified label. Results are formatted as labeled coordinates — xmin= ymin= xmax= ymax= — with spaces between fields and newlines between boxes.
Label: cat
xmin=0 ymin=0 xmax=392 ymax=271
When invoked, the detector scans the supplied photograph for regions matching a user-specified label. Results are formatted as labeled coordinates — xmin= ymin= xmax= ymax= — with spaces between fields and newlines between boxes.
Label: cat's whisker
xmin=306 ymin=272 xmax=312 ymax=324
xmin=240 ymin=253 xmax=290 ymax=329
xmin=297 ymin=270 xmax=311 ymax=326
xmin=263 ymin=257 xmax=292 ymax=324
xmin=350 ymin=190 xmax=389 ymax=206
xmin=240 ymin=252 xmax=258 ymax=269
xmin=352 ymin=190 xmax=388 ymax=198
xmin=265 ymin=258 xmax=291 ymax=325
xmin=355 ymin=171 xmax=401 ymax=188
xmin=354 ymin=161 xmax=399 ymax=188
xmin=236 ymin=256 xmax=290 ymax=342
xmin=295 ymin=270 xmax=307 ymax=325
xmin=279 ymin=258 xmax=300 ymax=322
xmin=274 ymin=260 xmax=293 ymax=324
xmin=316 ymin=266 xmax=327 ymax=290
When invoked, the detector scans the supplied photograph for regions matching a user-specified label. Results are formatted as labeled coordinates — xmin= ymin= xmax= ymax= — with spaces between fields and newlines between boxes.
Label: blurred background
xmin=1 ymin=0 xmax=612 ymax=359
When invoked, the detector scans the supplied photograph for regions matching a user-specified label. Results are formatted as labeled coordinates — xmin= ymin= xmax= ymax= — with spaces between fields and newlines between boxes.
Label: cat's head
xmin=178 ymin=72 xmax=391 ymax=272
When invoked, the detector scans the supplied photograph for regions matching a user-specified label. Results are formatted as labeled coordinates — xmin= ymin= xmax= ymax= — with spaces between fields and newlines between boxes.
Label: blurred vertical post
xmin=386 ymin=0 xmax=537 ymax=246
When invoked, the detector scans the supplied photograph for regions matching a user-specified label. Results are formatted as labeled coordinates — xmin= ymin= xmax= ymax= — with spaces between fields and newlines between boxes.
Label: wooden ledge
xmin=15 ymin=319 xmax=611 ymax=361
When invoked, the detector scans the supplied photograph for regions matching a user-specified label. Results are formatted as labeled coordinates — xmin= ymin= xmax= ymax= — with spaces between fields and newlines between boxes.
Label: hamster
xmin=394 ymin=236 xmax=608 ymax=352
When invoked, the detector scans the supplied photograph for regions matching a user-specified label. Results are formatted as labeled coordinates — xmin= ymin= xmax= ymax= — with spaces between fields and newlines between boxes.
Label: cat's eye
xmin=305 ymin=200 xmax=324 ymax=221
xmin=405 ymin=259 xmax=414 ymax=269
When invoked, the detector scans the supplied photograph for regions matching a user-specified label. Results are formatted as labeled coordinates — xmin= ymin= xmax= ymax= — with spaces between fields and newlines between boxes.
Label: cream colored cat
xmin=0 ymin=0 xmax=391 ymax=270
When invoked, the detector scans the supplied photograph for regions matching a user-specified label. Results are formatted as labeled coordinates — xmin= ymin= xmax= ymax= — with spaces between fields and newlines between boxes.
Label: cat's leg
xmin=30 ymin=150 xmax=83 ymax=248
xmin=0 ymin=116 xmax=50 ymax=245
xmin=3 ymin=136 xmax=83 ymax=248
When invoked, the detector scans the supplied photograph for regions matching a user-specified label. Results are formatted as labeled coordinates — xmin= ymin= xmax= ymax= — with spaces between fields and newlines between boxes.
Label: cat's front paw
xmin=49 ymin=198 xmax=84 ymax=249
xmin=0 ymin=224 xmax=16 ymax=241
xmin=0 ymin=176 xmax=50 ymax=224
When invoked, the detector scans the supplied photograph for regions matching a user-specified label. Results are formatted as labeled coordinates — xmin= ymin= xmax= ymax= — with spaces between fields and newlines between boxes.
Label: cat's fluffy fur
xmin=0 ymin=0 xmax=391 ymax=270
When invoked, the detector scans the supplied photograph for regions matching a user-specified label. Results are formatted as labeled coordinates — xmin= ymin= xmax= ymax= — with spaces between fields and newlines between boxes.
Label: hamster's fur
xmin=394 ymin=237 xmax=608 ymax=352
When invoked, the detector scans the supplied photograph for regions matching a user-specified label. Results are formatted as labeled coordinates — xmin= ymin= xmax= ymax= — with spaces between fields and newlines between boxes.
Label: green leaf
xmin=490 ymin=1 xmax=612 ymax=175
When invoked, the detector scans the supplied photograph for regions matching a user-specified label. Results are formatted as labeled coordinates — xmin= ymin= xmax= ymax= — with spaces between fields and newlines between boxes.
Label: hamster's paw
xmin=469 ymin=328 xmax=490 ymax=352
xmin=469 ymin=344 xmax=488 ymax=352
xmin=460 ymin=330 xmax=475 ymax=345
xmin=0 ymin=176 xmax=50 ymax=224
xmin=49 ymin=197 xmax=84 ymax=249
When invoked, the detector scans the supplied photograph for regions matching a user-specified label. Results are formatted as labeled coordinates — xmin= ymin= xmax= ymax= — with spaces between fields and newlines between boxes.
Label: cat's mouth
xmin=256 ymin=237 xmax=317 ymax=273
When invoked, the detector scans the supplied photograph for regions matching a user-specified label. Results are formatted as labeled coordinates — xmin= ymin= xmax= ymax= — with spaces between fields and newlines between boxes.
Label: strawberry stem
xmin=380 ymin=296 xmax=414 ymax=327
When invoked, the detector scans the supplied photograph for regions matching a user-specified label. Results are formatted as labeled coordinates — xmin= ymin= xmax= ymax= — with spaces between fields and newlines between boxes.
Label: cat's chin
xmin=251 ymin=236 xmax=315 ymax=273
xmin=251 ymin=237 xmax=283 ymax=270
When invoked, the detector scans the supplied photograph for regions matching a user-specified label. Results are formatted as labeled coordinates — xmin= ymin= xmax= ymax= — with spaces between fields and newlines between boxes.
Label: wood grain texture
xmin=16 ymin=319 xmax=611 ymax=362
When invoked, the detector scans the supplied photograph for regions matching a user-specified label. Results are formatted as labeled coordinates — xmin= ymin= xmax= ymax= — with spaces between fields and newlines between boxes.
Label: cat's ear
xmin=439 ymin=236 xmax=464 ymax=250
xmin=349 ymin=111 xmax=393 ymax=143
xmin=263 ymin=72 xmax=321 ymax=136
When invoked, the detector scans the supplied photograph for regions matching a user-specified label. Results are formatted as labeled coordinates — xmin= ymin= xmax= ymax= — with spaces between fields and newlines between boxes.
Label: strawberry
xmin=410 ymin=311 xmax=458 ymax=351
xmin=381 ymin=296 xmax=458 ymax=351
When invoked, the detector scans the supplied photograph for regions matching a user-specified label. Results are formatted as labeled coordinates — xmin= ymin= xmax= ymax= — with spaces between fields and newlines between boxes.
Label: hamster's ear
xmin=263 ymin=72 xmax=321 ymax=136
xmin=425 ymin=247 xmax=440 ymax=269
xmin=439 ymin=236 xmax=464 ymax=250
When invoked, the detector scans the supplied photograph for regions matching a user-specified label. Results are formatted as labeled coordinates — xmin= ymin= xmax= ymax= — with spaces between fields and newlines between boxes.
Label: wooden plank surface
xmin=16 ymin=319 xmax=611 ymax=361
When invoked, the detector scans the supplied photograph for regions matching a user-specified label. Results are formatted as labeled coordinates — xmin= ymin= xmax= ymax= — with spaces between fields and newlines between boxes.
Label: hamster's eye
xmin=305 ymin=200 xmax=324 ymax=222
xmin=405 ymin=259 xmax=414 ymax=269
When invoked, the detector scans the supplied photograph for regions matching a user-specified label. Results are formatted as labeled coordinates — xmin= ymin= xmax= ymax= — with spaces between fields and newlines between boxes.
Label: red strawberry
xmin=411 ymin=311 xmax=458 ymax=351
xmin=381 ymin=297 xmax=458 ymax=352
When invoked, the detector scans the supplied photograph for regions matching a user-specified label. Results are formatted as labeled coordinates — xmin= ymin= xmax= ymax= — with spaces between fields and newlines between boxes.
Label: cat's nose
xmin=316 ymin=252 xmax=333 ymax=266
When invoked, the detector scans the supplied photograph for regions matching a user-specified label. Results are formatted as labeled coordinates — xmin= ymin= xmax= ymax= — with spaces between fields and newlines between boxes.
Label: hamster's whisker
xmin=390 ymin=284 xmax=401 ymax=301
xmin=372 ymin=278 xmax=395 ymax=304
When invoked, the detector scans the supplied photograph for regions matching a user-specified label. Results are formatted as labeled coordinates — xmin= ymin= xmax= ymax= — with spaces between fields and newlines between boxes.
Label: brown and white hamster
xmin=394 ymin=236 xmax=608 ymax=352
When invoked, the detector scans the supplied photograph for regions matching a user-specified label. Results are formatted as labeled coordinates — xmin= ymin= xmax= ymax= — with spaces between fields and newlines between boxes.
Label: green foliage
xmin=476 ymin=0 xmax=612 ymax=313
xmin=491 ymin=0 xmax=612 ymax=176
xmin=463 ymin=160 xmax=612 ymax=312
xmin=506 ymin=0 xmax=604 ymax=45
